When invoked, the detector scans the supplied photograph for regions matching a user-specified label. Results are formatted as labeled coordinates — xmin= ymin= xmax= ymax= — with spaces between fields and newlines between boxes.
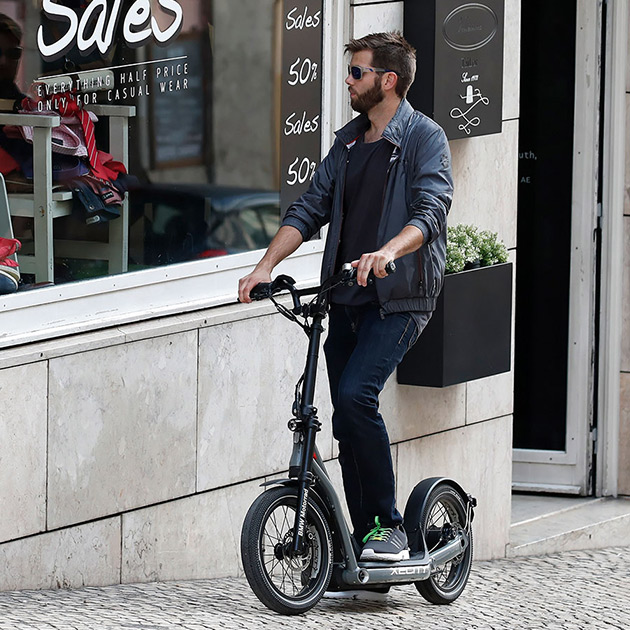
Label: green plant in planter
xmin=478 ymin=229 xmax=508 ymax=267
xmin=445 ymin=224 xmax=508 ymax=274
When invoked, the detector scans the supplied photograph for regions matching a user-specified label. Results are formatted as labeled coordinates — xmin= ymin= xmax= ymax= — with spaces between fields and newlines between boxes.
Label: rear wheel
xmin=241 ymin=486 xmax=333 ymax=615
xmin=405 ymin=481 xmax=473 ymax=604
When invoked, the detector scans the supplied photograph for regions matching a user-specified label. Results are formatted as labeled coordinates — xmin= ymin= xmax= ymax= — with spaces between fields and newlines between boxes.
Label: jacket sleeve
xmin=281 ymin=138 xmax=343 ymax=241
xmin=406 ymin=124 xmax=453 ymax=245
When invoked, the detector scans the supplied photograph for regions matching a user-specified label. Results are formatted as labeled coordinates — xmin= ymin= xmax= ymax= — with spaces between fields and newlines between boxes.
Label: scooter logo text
xmin=297 ymin=488 xmax=309 ymax=538
xmin=389 ymin=566 xmax=426 ymax=576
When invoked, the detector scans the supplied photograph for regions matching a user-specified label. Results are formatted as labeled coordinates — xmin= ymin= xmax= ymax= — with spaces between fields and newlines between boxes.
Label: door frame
xmin=512 ymin=0 xmax=602 ymax=494
xmin=596 ymin=0 xmax=626 ymax=497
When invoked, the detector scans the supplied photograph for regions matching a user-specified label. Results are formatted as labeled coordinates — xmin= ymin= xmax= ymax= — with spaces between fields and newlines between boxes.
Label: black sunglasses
xmin=348 ymin=64 xmax=398 ymax=80
xmin=0 ymin=46 xmax=22 ymax=60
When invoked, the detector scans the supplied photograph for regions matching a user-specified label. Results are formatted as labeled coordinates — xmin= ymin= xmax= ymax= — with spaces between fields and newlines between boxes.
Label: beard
xmin=350 ymin=77 xmax=385 ymax=114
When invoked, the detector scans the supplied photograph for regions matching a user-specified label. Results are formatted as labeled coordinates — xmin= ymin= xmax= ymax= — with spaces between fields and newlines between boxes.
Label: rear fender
xmin=403 ymin=477 xmax=476 ymax=552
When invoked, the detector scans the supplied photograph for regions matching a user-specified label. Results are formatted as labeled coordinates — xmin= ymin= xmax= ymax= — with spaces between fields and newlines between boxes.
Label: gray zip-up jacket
xmin=282 ymin=98 xmax=453 ymax=313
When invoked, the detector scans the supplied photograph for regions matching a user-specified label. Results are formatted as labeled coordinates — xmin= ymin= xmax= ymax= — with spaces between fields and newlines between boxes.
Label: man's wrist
xmin=255 ymin=260 xmax=274 ymax=275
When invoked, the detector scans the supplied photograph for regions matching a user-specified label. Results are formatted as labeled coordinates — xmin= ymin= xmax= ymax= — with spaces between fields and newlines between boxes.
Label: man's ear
xmin=383 ymin=71 xmax=399 ymax=94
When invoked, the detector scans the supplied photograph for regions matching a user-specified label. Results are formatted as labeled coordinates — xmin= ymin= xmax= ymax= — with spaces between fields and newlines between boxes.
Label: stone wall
xmin=0 ymin=294 xmax=513 ymax=590
xmin=0 ymin=0 xmax=520 ymax=590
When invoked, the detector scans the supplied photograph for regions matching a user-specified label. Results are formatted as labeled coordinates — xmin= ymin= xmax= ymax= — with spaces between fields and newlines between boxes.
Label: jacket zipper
xmin=375 ymin=149 xmax=398 ymax=310
xmin=328 ymin=147 xmax=351 ymax=278
xmin=417 ymin=250 xmax=424 ymax=289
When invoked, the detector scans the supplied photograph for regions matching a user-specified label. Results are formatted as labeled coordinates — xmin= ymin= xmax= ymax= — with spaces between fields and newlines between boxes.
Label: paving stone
xmin=0 ymin=547 xmax=627 ymax=629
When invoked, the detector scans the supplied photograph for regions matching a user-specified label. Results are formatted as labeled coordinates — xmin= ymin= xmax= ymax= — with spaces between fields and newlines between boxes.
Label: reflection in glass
xmin=1 ymin=0 xmax=282 ymax=286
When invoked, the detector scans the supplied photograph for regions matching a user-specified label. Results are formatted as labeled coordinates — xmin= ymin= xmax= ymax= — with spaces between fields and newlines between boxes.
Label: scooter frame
xmin=243 ymin=264 xmax=475 ymax=605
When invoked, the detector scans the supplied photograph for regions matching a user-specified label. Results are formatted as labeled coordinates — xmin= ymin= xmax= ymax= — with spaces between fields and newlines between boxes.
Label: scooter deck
xmin=357 ymin=549 xmax=428 ymax=570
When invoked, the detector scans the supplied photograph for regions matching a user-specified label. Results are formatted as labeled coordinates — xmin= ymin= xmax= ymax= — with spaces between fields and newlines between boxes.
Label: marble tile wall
xmin=396 ymin=415 xmax=513 ymax=560
xmin=0 ymin=518 xmax=121 ymax=591
xmin=352 ymin=1 xmax=403 ymax=37
xmin=625 ymin=96 xmax=630 ymax=216
xmin=47 ymin=332 xmax=198 ymax=530
xmin=196 ymin=313 xmax=334 ymax=492
xmin=0 ymin=362 xmax=47 ymax=543
xmin=122 ymin=480 xmax=262 ymax=583
xmin=619 ymin=374 xmax=630 ymax=495
xmin=449 ymin=120 xmax=519 ymax=249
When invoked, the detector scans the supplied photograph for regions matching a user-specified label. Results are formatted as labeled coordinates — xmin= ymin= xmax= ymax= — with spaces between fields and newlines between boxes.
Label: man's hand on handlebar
xmin=238 ymin=268 xmax=272 ymax=303
xmin=352 ymin=250 xmax=396 ymax=287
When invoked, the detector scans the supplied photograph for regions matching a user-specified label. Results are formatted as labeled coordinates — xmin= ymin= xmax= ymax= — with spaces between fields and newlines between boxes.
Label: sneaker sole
xmin=359 ymin=548 xmax=410 ymax=562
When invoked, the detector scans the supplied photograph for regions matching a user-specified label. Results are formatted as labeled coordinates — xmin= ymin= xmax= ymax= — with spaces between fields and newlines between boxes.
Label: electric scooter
xmin=240 ymin=264 xmax=476 ymax=615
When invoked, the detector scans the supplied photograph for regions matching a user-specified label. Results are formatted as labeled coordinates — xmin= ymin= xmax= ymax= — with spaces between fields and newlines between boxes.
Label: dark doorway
xmin=514 ymin=1 xmax=577 ymax=451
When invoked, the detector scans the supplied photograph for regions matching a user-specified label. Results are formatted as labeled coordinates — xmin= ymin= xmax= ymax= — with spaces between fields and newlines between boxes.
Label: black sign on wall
xmin=280 ymin=0 xmax=323 ymax=214
xmin=404 ymin=0 xmax=504 ymax=140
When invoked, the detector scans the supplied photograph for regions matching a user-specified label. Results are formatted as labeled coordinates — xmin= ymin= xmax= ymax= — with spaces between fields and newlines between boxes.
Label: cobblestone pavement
xmin=0 ymin=547 xmax=628 ymax=630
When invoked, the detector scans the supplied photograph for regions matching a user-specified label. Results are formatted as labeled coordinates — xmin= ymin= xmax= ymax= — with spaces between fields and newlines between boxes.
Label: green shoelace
xmin=362 ymin=516 xmax=393 ymax=543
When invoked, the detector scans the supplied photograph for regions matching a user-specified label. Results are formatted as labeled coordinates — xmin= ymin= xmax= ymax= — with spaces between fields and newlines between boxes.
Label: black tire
xmin=241 ymin=486 xmax=333 ymax=615
xmin=405 ymin=482 xmax=473 ymax=604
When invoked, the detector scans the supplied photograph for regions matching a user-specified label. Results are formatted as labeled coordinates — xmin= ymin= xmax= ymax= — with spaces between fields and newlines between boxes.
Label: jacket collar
xmin=334 ymin=98 xmax=415 ymax=148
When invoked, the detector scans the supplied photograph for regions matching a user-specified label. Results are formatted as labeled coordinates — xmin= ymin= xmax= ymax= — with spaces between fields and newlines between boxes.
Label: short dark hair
xmin=0 ymin=14 xmax=22 ymax=43
xmin=345 ymin=31 xmax=416 ymax=98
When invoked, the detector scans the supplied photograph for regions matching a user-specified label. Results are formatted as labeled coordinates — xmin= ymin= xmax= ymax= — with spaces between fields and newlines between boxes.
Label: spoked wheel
xmin=241 ymin=486 xmax=333 ymax=615
xmin=404 ymin=481 xmax=473 ymax=604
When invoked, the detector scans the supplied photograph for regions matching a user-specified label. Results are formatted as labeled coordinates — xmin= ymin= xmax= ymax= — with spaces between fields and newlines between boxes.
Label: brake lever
xmin=250 ymin=274 xmax=298 ymax=308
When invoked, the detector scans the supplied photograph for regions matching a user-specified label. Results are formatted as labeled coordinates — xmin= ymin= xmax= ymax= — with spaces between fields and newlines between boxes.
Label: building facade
xmin=0 ymin=0 xmax=626 ymax=590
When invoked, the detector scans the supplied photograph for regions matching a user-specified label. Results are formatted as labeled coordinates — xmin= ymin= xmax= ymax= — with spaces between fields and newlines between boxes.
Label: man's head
xmin=345 ymin=31 xmax=416 ymax=105
xmin=0 ymin=14 xmax=22 ymax=84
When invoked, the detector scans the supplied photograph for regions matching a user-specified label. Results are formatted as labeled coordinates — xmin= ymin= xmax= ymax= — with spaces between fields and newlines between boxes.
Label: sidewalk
xmin=0 ymin=547 xmax=628 ymax=630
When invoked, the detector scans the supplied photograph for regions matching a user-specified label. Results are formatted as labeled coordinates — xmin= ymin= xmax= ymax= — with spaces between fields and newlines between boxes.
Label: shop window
xmin=0 ymin=0 xmax=319 ymax=288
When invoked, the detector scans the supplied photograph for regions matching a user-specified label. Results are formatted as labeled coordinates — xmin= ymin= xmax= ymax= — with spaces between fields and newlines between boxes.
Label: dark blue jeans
xmin=323 ymin=304 xmax=430 ymax=541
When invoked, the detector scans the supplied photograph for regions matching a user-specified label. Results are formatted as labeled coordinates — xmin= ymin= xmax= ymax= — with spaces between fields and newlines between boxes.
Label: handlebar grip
xmin=249 ymin=282 xmax=272 ymax=300
xmin=366 ymin=260 xmax=396 ymax=284
xmin=385 ymin=260 xmax=396 ymax=275
xmin=249 ymin=275 xmax=297 ymax=301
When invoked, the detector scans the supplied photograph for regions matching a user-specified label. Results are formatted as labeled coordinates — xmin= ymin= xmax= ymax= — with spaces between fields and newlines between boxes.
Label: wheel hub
xmin=273 ymin=532 xmax=313 ymax=570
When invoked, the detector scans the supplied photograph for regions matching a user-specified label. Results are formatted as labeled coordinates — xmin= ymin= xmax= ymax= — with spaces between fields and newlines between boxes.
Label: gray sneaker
xmin=360 ymin=517 xmax=410 ymax=562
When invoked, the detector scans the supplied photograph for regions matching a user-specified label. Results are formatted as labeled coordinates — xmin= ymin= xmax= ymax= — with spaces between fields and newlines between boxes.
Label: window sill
xmin=0 ymin=240 xmax=323 ymax=350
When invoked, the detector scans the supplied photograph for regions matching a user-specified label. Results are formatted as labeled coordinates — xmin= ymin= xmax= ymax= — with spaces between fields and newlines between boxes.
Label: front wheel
xmin=404 ymin=481 xmax=473 ymax=604
xmin=241 ymin=486 xmax=333 ymax=615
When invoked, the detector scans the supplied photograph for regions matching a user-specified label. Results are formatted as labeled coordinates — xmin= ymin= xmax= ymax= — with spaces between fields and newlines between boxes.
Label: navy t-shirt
xmin=332 ymin=135 xmax=394 ymax=306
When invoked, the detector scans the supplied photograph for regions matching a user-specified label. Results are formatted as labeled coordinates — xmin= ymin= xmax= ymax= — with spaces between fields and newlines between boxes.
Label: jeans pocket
xmin=407 ymin=322 xmax=421 ymax=351
xmin=396 ymin=315 xmax=418 ymax=350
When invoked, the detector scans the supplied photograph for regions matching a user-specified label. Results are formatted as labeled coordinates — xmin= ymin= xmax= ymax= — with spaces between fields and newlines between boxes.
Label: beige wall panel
xmin=622 ymin=216 xmax=630 ymax=371
xmin=0 ymin=362 xmax=47 ymax=542
xmin=197 ymin=314 xmax=333 ymax=491
xmin=381 ymin=377 xmax=467 ymax=444
xmin=0 ymin=518 xmax=121 ymax=590
xmin=396 ymin=416 xmax=512 ymax=560
xmin=47 ymin=333 xmax=198 ymax=529
xmin=352 ymin=2 xmax=403 ymax=38
xmin=449 ymin=119 xmax=519 ymax=250
xmin=625 ymin=96 xmax=630 ymax=215
xmin=620 ymin=374 xmax=630 ymax=495
xmin=122 ymin=480 xmax=261 ymax=582
xmin=502 ymin=0 xmax=521 ymax=121
xmin=466 ymin=370 xmax=515 ymax=426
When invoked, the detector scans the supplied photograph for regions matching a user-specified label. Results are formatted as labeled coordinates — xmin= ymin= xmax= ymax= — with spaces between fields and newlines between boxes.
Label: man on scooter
xmin=239 ymin=31 xmax=452 ymax=562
